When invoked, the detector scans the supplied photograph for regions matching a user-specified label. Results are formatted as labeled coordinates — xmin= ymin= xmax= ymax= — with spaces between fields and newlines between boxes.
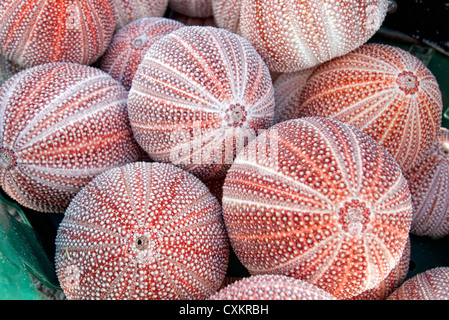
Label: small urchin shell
xmin=404 ymin=128 xmax=449 ymax=238
xmin=168 ymin=0 xmax=213 ymax=18
xmin=351 ymin=237 xmax=411 ymax=300
xmin=0 ymin=0 xmax=115 ymax=68
xmin=100 ymin=17 xmax=184 ymax=91
xmin=128 ymin=26 xmax=275 ymax=182
xmin=299 ymin=43 xmax=443 ymax=172
xmin=55 ymin=161 xmax=229 ymax=300
xmin=212 ymin=0 xmax=242 ymax=34
xmin=222 ymin=117 xmax=412 ymax=299
xmin=112 ymin=0 xmax=169 ymax=30
xmin=0 ymin=62 xmax=141 ymax=213
xmin=239 ymin=0 xmax=389 ymax=73
xmin=387 ymin=267 xmax=449 ymax=300
xmin=209 ymin=274 xmax=337 ymax=300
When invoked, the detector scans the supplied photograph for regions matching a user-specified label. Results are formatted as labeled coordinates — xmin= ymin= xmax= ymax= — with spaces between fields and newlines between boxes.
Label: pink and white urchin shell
xmin=404 ymin=128 xmax=449 ymax=238
xmin=238 ymin=0 xmax=389 ymax=73
xmin=55 ymin=161 xmax=229 ymax=300
xmin=0 ymin=0 xmax=115 ymax=68
xmin=112 ymin=0 xmax=169 ymax=30
xmin=0 ymin=62 xmax=142 ymax=213
xmin=387 ymin=267 xmax=449 ymax=300
xmin=222 ymin=117 xmax=413 ymax=300
xmin=128 ymin=26 xmax=275 ymax=182
xmin=212 ymin=0 xmax=243 ymax=34
xmin=299 ymin=43 xmax=443 ymax=172
xmin=351 ymin=237 xmax=411 ymax=300
xmin=168 ymin=0 xmax=213 ymax=18
xmin=273 ymin=67 xmax=317 ymax=124
xmin=101 ymin=17 xmax=184 ymax=91
xmin=209 ymin=275 xmax=337 ymax=300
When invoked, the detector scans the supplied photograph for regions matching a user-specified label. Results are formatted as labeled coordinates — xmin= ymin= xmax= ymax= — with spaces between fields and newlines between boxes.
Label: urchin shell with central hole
xmin=127 ymin=26 xmax=275 ymax=182
xmin=55 ymin=161 xmax=229 ymax=300
xmin=222 ymin=117 xmax=412 ymax=299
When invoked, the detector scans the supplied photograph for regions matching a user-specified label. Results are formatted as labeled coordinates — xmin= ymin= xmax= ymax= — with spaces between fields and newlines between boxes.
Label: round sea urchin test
xmin=222 ymin=117 xmax=412 ymax=299
xmin=128 ymin=26 xmax=275 ymax=181
xmin=101 ymin=17 xmax=184 ymax=91
xmin=209 ymin=274 xmax=337 ymax=300
xmin=0 ymin=62 xmax=141 ymax=213
xmin=55 ymin=161 xmax=229 ymax=300
xmin=0 ymin=0 xmax=115 ymax=68
xmin=112 ymin=0 xmax=169 ymax=30
xmin=299 ymin=43 xmax=443 ymax=172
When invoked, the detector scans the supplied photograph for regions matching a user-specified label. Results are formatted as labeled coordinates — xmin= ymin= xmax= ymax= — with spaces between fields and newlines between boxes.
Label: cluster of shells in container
xmin=0 ymin=0 xmax=448 ymax=300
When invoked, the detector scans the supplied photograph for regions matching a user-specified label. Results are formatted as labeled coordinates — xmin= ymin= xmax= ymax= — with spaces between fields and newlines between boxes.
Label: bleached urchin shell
xmin=128 ymin=26 xmax=275 ymax=182
xmin=0 ymin=62 xmax=141 ymax=213
xmin=112 ymin=0 xmax=169 ymax=30
xmin=404 ymin=128 xmax=449 ymax=238
xmin=239 ymin=0 xmax=389 ymax=73
xmin=387 ymin=267 xmax=449 ymax=300
xmin=101 ymin=17 xmax=184 ymax=91
xmin=0 ymin=0 xmax=115 ymax=68
xmin=299 ymin=43 xmax=443 ymax=172
xmin=55 ymin=161 xmax=229 ymax=300
xmin=209 ymin=274 xmax=337 ymax=300
xmin=222 ymin=117 xmax=412 ymax=299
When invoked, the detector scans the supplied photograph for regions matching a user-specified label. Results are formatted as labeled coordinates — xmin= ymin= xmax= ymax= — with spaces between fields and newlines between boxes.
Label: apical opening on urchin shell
xmin=135 ymin=235 xmax=150 ymax=251
xmin=396 ymin=71 xmax=419 ymax=95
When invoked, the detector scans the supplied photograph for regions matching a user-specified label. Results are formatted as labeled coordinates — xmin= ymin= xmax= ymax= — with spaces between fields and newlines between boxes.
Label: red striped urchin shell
xmin=100 ymin=17 xmax=184 ymax=91
xmin=168 ymin=0 xmax=213 ymax=18
xmin=273 ymin=67 xmax=317 ymax=124
xmin=212 ymin=0 xmax=242 ymax=34
xmin=299 ymin=43 xmax=443 ymax=172
xmin=222 ymin=117 xmax=412 ymax=299
xmin=238 ymin=0 xmax=389 ymax=73
xmin=403 ymin=128 xmax=449 ymax=238
xmin=387 ymin=267 xmax=449 ymax=300
xmin=127 ymin=26 xmax=275 ymax=182
xmin=0 ymin=62 xmax=141 ymax=213
xmin=112 ymin=0 xmax=169 ymax=30
xmin=209 ymin=274 xmax=337 ymax=300
xmin=352 ymin=237 xmax=410 ymax=300
xmin=55 ymin=161 xmax=229 ymax=300
xmin=0 ymin=0 xmax=115 ymax=68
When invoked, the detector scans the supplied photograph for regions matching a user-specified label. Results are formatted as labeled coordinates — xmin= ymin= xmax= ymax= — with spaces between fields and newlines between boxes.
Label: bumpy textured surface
xmin=239 ymin=0 xmax=389 ymax=72
xmin=101 ymin=17 xmax=184 ymax=91
xmin=212 ymin=0 xmax=242 ymax=34
xmin=273 ymin=67 xmax=317 ymax=124
xmin=404 ymin=128 xmax=449 ymax=238
xmin=55 ymin=161 xmax=229 ymax=300
xmin=0 ymin=0 xmax=115 ymax=68
xmin=113 ymin=0 xmax=168 ymax=30
xmin=299 ymin=43 xmax=443 ymax=172
xmin=128 ymin=26 xmax=275 ymax=182
xmin=352 ymin=237 xmax=410 ymax=300
xmin=0 ymin=55 xmax=23 ymax=87
xmin=210 ymin=275 xmax=337 ymax=300
xmin=222 ymin=117 xmax=412 ymax=299
xmin=168 ymin=0 xmax=213 ymax=18
xmin=387 ymin=267 xmax=449 ymax=300
xmin=0 ymin=62 xmax=141 ymax=213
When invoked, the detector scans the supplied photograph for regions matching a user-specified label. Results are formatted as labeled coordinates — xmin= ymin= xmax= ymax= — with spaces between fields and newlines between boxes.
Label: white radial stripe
xmin=320 ymin=0 xmax=337 ymax=58
xmin=17 ymin=97 xmax=127 ymax=150
xmin=20 ymin=163 xmax=119 ymax=178
xmin=61 ymin=217 xmax=124 ymax=242
xmin=13 ymin=73 xmax=114 ymax=149
xmin=138 ymin=58 xmax=222 ymax=107
xmin=355 ymin=91 xmax=398 ymax=130
xmin=232 ymin=159 xmax=336 ymax=209
xmin=121 ymin=166 xmax=144 ymax=227
xmin=17 ymin=166 xmax=82 ymax=192
xmin=371 ymin=173 xmax=405 ymax=210
xmin=0 ymin=73 xmax=24 ymax=144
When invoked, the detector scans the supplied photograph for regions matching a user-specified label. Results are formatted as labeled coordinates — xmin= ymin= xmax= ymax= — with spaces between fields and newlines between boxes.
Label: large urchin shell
xmin=238 ymin=0 xmax=389 ymax=73
xmin=387 ymin=267 xmax=449 ymax=300
xmin=0 ymin=62 xmax=142 ymax=213
xmin=128 ymin=26 xmax=275 ymax=182
xmin=168 ymin=0 xmax=213 ymax=18
xmin=299 ymin=43 xmax=443 ymax=172
xmin=222 ymin=117 xmax=412 ymax=299
xmin=0 ymin=0 xmax=115 ymax=68
xmin=55 ymin=161 xmax=229 ymax=300
xmin=404 ymin=128 xmax=449 ymax=238
xmin=209 ymin=274 xmax=337 ymax=300
xmin=112 ymin=0 xmax=169 ymax=30
xmin=100 ymin=17 xmax=184 ymax=91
